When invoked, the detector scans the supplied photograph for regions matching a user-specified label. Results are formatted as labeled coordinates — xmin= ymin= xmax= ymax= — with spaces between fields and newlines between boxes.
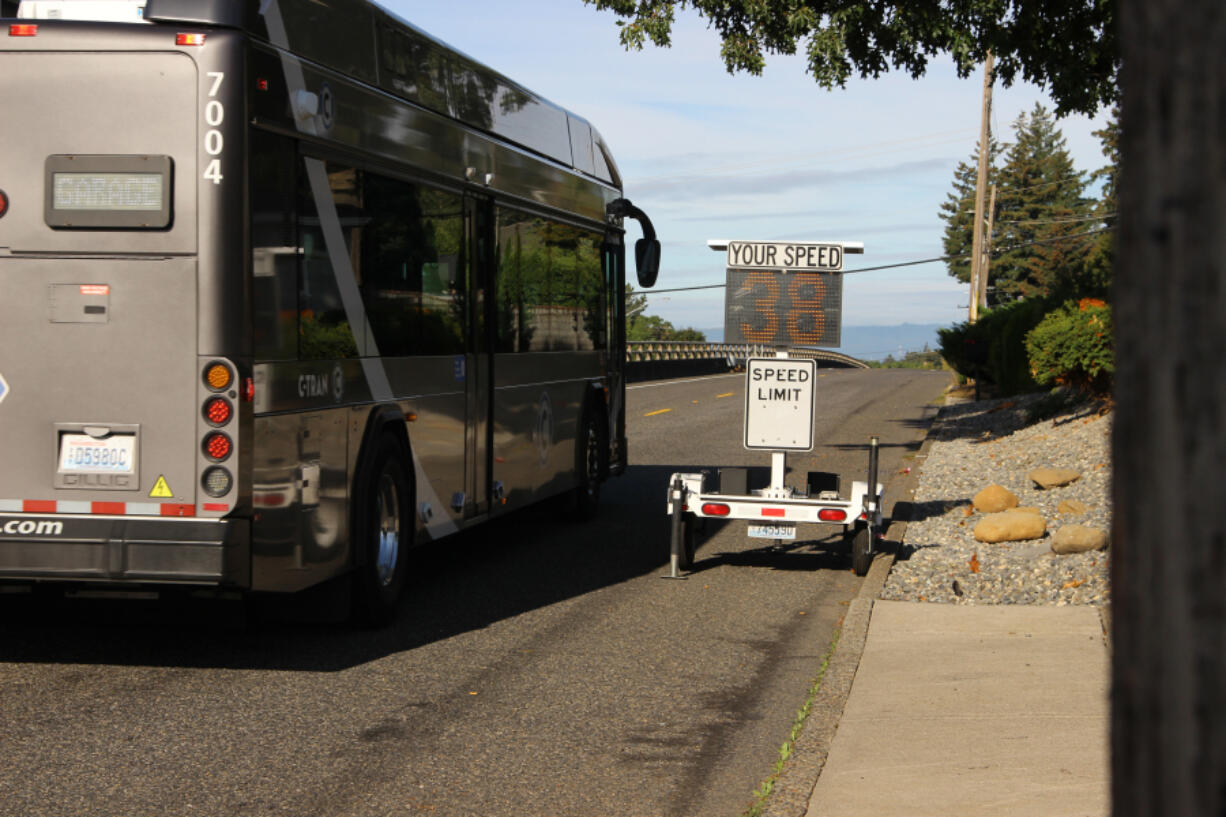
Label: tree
xmin=940 ymin=137 xmax=1001 ymax=287
xmin=1080 ymin=107 xmax=1119 ymax=297
xmin=1112 ymin=2 xmax=1226 ymax=814
xmin=989 ymin=104 xmax=1092 ymax=302
xmin=584 ymin=0 xmax=1118 ymax=116
xmin=624 ymin=285 xmax=707 ymax=340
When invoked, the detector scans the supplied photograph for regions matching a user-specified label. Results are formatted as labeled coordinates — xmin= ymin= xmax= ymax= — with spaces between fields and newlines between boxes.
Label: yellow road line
xmin=644 ymin=408 xmax=673 ymax=417
xmin=716 ymin=392 xmax=735 ymax=398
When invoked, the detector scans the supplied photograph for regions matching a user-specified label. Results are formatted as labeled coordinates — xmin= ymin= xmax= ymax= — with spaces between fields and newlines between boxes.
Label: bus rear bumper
xmin=0 ymin=514 xmax=250 ymax=587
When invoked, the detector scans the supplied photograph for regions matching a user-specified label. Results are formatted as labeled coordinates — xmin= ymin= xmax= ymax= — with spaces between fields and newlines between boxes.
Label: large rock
xmin=973 ymin=484 xmax=1019 ymax=513
xmin=1029 ymin=467 xmax=1081 ymax=489
xmin=973 ymin=510 xmax=1047 ymax=543
xmin=1051 ymin=525 xmax=1110 ymax=554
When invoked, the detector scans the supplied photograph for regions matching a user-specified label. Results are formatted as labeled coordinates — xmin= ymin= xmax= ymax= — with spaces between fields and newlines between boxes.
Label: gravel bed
xmin=882 ymin=393 xmax=1111 ymax=607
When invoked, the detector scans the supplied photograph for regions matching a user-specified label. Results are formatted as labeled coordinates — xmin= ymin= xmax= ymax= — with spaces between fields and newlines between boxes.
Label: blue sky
xmin=387 ymin=0 xmax=1112 ymax=339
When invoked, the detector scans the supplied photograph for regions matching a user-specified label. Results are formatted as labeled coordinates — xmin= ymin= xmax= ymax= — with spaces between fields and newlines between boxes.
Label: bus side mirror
xmin=635 ymin=238 xmax=660 ymax=288
xmin=608 ymin=197 xmax=660 ymax=289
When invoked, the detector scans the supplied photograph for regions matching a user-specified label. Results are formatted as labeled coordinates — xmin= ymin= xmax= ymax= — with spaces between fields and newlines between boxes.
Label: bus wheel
xmin=571 ymin=406 xmax=607 ymax=521
xmin=353 ymin=433 xmax=413 ymax=627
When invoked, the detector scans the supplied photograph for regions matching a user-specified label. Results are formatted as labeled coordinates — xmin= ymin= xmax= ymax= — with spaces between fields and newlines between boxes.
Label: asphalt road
xmin=0 ymin=368 xmax=948 ymax=817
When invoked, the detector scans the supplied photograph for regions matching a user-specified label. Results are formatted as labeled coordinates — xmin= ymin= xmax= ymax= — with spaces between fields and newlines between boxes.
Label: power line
xmin=637 ymin=226 xmax=1114 ymax=295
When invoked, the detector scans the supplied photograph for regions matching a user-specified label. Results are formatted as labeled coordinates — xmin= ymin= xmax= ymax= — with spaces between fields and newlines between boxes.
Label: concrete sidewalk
xmin=805 ymin=601 xmax=1109 ymax=817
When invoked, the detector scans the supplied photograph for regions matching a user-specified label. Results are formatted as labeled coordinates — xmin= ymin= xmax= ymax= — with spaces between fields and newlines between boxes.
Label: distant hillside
xmin=697 ymin=323 xmax=946 ymax=362
xmin=837 ymin=324 xmax=946 ymax=361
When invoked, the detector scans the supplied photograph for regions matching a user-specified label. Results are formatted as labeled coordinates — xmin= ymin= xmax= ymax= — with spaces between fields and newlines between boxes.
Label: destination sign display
xmin=726 ymin=241 xmax=844 ymax=272
xmin=724 ymin=269 xmax=842 ymax=348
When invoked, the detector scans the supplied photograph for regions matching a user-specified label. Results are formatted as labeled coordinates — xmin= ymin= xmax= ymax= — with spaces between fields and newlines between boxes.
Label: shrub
xmin=1025 ymin=299 xmax=1113 ymax=394
xmin=939 ymin=298 xmax=1053 ymax=395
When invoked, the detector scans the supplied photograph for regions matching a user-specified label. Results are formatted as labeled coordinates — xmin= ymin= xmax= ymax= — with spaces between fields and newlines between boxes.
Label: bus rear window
xmin=45 ymin=154 xmax=172 ymax=229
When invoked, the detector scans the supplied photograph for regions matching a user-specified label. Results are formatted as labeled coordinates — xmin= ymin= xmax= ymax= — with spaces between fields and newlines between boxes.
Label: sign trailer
xmin=664 ymin=239 xmax=883 ymax=577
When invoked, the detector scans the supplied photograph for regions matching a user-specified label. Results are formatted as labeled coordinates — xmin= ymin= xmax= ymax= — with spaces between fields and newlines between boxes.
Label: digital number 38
xmin=739 ymin=271 xmax=826 ymax=344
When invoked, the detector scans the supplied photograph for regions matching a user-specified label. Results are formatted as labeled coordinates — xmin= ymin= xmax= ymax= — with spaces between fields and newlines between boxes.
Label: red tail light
xmin=204 ymin=397 xmax=232 ymax=426
xmin=203 ymin=433 xmax=232 ymax=461
xmin=819 ymin=509 xmax=847 ymax=522
xmin=701 ymin=503 xmax=731 ymax=517
xmin=176 ymin=33 xmax=205 ymax=46
xmin=9 ymin=24 xmax=38 ymax=36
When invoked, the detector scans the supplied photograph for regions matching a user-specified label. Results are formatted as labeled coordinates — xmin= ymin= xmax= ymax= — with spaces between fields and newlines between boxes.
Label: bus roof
xmin=129 ymin=0 xmax=623 ymax=186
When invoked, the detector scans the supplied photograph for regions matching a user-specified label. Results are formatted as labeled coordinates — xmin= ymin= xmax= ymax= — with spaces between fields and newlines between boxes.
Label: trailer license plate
xmin=748 ymin=523 xmax=796 ymax=540
xmin=58 ymin=433 xmax=136 ymax=474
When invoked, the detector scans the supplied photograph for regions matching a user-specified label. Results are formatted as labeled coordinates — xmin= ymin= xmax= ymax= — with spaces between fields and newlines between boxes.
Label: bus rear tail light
xmin=9 ymin=24 xmax=38 ymax=36
xmin=203 ymin=432 xmax=232 ymax=462
xmin=176 ymin=33 xmax=205 ymax=46
xmin=242 ymin=377 xmax=255 ymax=402
xmin=702 ymin=503 xmax=731 ymax=517
xmin=204 ymin=396 xmax=232 ymax=426
xmin=818 ymin=509 xmax=847 ymax=522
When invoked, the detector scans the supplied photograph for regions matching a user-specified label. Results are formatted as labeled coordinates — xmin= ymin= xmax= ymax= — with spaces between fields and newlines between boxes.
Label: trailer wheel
xmin=352 ymin=432 xmax=414 ymax=627
xmin=851 ymin=524 xmax=873 ymax=577
xmin=678 ymin=513 xmax=697 ymax=569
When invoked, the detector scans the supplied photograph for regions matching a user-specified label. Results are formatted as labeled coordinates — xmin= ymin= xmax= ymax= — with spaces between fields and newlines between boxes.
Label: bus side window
xmin=297 ymin=160 xmax=360 ymax=360
xmin=359 ymin=174 xmax=465 ymax=357
xmin=251 ymin=130 xmax=299 ymax=362
xmin=494 ymin=208 xmax=604 ymax=353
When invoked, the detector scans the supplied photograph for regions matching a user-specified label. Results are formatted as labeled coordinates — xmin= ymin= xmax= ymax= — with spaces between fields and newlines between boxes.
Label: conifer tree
xmin=940 ymin=138 xmax=1001 ymax=286
xmin=988 ymin=104 xmax=1090 ymax=302
xmin=1081 ymin=107 xmax=1119 ymax=297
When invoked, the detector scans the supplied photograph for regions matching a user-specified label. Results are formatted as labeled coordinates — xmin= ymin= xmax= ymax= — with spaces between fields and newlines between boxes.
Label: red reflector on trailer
xmin=242 ymin=376 xmax=255 ymax=402
xmin=92 ymin=502 xmax=126 ymax=515
xmin=160 ymin=504 xmax=195 ymax=517
xmin=819 ymin=509 xmax=847 ymax=522
xmin=202 ymin=503 xmax=229 ymax=512
xmin=9 ymin=24 xmax=38 ymax=36
xmin=701 ymin=503 xmax=730 ymax=517
xmin=0 ymin=190 xmax=9 ymax=218
xmin=761 ymin=508 xmax=786 ymax=517
xmin=176 ymin=32 xmax=205 ymax=46
xmin=257 ymin=78 xmax=269 ymax=91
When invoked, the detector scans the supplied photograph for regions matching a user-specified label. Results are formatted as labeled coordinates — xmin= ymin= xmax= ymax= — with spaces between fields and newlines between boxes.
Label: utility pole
xmin=978 ymin=182 xmax=997 ymax=311
xmin=968 ymin=52 xmax=994 ymax=323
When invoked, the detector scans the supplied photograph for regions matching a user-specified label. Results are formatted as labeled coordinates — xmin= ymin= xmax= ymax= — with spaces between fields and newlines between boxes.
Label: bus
xmin=0 ymin=0 xmax=660 ymax=624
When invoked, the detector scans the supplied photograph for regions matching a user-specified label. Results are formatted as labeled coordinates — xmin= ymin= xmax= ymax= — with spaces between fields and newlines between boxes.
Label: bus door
xmin=464 ymin=195 xmax=495 ymax=517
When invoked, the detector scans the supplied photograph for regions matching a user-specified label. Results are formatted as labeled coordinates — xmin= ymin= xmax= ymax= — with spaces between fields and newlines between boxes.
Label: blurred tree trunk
xmin=1112 ymin=1 xmax=1226 ymax=815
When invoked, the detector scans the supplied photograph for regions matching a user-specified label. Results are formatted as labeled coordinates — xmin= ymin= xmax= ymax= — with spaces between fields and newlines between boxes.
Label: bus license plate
xmin=748 ymin=523 xmax=796 ymax=540
xmin=58 ymin=433 xmax=136 ymax=474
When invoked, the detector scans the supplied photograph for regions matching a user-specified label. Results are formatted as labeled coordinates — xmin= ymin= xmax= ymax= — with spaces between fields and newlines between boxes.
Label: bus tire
xmin=352 ymin=431 xmax=414 ymax=627
xmin=571 ymin=403 xmax=608 ymax=521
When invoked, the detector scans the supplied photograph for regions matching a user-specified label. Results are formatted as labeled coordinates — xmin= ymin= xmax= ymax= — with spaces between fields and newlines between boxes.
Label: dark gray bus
xmin=0 ymin=0 xmax=659 ymax=623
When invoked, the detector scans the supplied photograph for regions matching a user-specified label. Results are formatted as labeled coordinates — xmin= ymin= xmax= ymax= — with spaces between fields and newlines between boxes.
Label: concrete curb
xmin=760 ymin=408 xmax=941 ymax=817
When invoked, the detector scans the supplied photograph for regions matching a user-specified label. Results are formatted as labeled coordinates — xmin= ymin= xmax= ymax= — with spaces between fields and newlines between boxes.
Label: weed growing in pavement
xmin=742 ymin=627 xmax=841 ymax=817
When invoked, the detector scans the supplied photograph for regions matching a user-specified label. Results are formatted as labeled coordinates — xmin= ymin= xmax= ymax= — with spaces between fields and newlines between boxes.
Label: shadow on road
xmin=0 ymin=463 xmax=865 ymax=673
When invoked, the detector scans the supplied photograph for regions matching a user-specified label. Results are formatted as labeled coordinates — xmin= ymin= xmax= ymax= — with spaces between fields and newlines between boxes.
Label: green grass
xmin=741 ymin=627 xmax=842 ymax=817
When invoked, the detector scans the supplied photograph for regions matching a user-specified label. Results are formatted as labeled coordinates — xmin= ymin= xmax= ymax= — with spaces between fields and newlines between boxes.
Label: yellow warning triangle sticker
xmin=149 ymin=475 xmax=174 ymax=498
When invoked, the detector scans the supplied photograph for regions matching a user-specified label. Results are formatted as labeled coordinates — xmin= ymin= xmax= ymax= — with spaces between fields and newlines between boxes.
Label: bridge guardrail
xmin=625 ymin=341 xmax=868 ymax=370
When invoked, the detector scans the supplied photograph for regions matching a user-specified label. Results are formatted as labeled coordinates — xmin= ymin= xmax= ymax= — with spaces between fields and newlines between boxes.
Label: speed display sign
xmin=717 ymin=240 xmax=852 ymax=348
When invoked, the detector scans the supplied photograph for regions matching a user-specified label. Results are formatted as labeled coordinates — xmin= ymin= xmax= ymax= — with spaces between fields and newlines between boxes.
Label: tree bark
xmin=1113 ymin=1 xmax=1226 ymax=815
